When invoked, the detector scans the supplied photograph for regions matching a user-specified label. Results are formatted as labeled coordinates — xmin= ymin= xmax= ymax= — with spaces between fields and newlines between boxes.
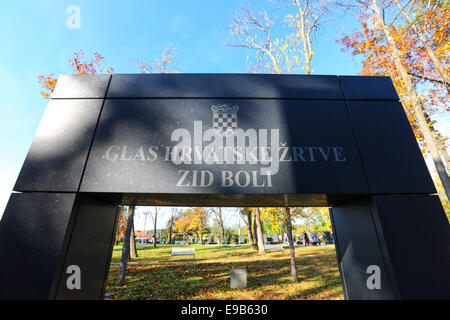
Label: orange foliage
xmin=37 ymin=74 xmax=57 ymax=99
xmin=339 ymin=8 xmax=449 ymax=148
xmin=69 ymin=50 xmax=114 ymax=75
xmin=38 ymin=50 xmax=114 ymax=99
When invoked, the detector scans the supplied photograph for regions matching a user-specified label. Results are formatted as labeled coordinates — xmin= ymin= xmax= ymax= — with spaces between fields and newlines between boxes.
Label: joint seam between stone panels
xmin=368 ymin=198 xmax=402 ymax=299
xmin=50 ymin=92 xmax=397 ymax=101
xmin=76 ymin=76 xmax=112 ymax=193
xmin=50 ymin=97 xmax=108 ymax=100
xmin=337 ymin=76 xmax=373 ymax=194
xmin=104 ymin=97 xmax=349 ymax=101
xmin=51 ymin=97 xmax=399 ymax=101
xmin=370 ymin=192 xmax=438 ymax=196
xmin=100 ymin=97 xmax=398 ymax=101
xmin=14 ymin=190 xmax=82 ymax=194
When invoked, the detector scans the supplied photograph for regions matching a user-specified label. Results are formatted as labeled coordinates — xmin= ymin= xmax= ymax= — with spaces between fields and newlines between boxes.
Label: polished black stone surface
xmin=332 ymin=194 xmax=450 ymax=300
xmin=330 ymin=197 xmax=397 ymax=300
xmin=107 ymin=74 xmax=344 ymax=99
xmin=0 ymin=193 xmax=77 ymax=299
xmin=14 ymin=99 xmax=103 ymax=192
xmin=338 ymin=76 xmax=399 ymax=100
xmin=80 ymin=99 xmax=369 ymax=196
xmin=54 ymin=196 xmax=118 ymax=300
xmin=347 ymin=100 xmax=435 ymax=194
xmin=370 ymin=195 xmax=450 ymax=299
xmin=51 ymin=74 xmax=111 ymax=99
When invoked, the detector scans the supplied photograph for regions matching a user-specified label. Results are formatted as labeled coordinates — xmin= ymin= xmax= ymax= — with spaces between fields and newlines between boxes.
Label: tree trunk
xmin=218 ymin=208 xmax=226 ymax=245
xmin=129 ymin=223 xmax=137 ymax=259
xmin=115 ymin=205 xmax=121 ymax=245
xmin=371 ymin=0 xmax=450 ymax=200
xmin=116 ymin=205 xmax=135 ymax=286
xmin=429 ymin=121 xmax=450 ymax=170
xmin=293 ymin=0 xmax=316 ymax=75
xmin=254 ymin=208 xmax=265 ymax=255
xmin=153 ymin=207 xmax=158 ymax=248
xmin=285 ymin=207 xmax=298 ymax=282
xmin=252 ymin=211 xmax=259 ymax=251
xmin=246 ymin=211 xmax=254 ymax=247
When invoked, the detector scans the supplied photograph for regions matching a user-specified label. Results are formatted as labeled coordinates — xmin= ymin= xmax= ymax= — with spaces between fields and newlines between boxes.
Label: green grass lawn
xmin=106 ymin=244 xmax=343 ymax=300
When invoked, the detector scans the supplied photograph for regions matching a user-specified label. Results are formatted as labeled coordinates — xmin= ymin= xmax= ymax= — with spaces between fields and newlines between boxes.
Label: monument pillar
xmin=0 ymin=193 xmax=118 ymax=299
xmin=330 ymin=195 xmax=450 ymax=300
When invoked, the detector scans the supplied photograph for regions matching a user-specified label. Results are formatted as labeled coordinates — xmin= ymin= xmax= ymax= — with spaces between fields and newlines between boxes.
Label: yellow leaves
xmin=174 ymin=207 xmax=209 ymax=237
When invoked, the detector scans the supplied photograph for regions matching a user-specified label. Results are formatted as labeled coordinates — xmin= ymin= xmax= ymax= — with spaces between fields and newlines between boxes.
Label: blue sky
xmin=0 ymin=1 xmax=448 ymax=223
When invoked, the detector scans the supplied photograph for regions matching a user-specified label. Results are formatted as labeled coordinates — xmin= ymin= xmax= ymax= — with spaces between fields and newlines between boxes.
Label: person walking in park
xmin=311 ymin=233 xmax=318 ymax=246
xmin=304 ymin=232 xmax=310 ymax=246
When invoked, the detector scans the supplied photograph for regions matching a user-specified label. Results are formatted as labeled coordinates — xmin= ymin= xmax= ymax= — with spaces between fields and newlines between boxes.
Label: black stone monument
xmin=0 ymin=74 xmax=448 ymax=299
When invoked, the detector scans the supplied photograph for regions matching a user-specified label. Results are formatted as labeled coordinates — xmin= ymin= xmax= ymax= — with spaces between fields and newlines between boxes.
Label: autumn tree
xmin=174 ymin=212 xmax=192 ymax=240
xmin=208 ymin=207 xmax=226 ymax=244
xmin=115 ymin=206 xmax=127 ymax=245
xmin=391 ymin=0 xmax=449 ymax=92
xmin=227 ymin=5 xmax=301 ymax=73
xmin=191 ymin=207 xmax=209 ymax=244
xmin=227 ymin=1 xmax=330 ymax=74
xmin=174 ymin=208 xmax=209 ymax=243
xmin=283 ymin=0 xmax=329 ymax=74
xmin=165 ymin=208 xmax=179 ymax=244
xmin=260 ymin=207 xmax=285 ymax=235
xmin=338 ymin=0 xmax=450 ymax=200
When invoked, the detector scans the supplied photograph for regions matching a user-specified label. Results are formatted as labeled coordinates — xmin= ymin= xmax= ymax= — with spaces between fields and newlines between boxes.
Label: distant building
xmin=135 ymin=230 xmax=160 ymax=243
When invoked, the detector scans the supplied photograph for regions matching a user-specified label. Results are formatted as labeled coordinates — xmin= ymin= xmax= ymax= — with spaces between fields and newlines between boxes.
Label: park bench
xmin=171 ymin=247 xmax=195 ymax=260
xmin=264 ymin=244 xmax=285 ymax=253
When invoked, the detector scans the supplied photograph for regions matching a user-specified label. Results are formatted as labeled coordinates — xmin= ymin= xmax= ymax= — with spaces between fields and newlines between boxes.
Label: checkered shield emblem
xmin=211 ymin=104 xmax=239 ymax=136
